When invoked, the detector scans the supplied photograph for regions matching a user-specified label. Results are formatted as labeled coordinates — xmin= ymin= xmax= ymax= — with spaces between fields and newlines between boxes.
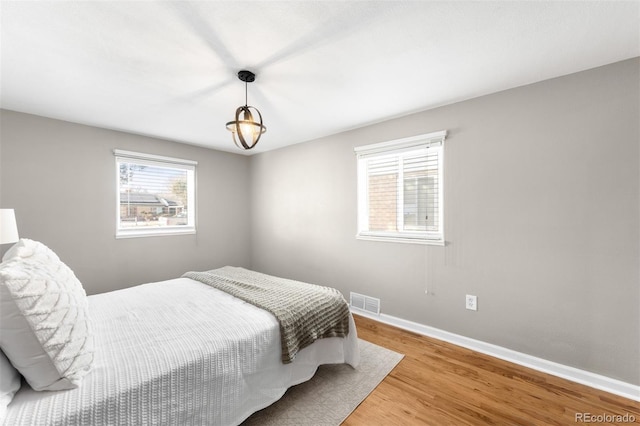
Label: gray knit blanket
xmin=182 ymin=266 xmax=350 ymax=364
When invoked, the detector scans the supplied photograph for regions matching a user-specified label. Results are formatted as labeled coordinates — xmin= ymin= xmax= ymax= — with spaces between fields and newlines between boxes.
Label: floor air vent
xmin=350 ymin=292 xmax=380 ymax=315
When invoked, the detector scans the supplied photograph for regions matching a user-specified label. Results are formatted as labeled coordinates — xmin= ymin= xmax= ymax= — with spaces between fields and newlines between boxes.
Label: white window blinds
xmin=114 ymin=150 xmax=197 ymax=238
xmin=355 ymin=131 xmax=445 ymax=244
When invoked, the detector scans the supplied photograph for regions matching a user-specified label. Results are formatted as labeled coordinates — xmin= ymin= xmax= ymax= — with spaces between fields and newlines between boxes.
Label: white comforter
xmin=4 ymin=277 xmax=359 ymax=425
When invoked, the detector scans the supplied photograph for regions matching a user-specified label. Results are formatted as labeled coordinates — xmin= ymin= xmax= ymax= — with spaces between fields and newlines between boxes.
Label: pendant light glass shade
xmin=226 ymin=70 xmax=266 ymax=150
xmin=226 ymin=105 xmax=266 ymax=150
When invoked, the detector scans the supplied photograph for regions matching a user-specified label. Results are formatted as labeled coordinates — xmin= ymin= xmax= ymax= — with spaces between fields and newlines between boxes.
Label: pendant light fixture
xmin=226 ymin=70 xmax=266 ymax=150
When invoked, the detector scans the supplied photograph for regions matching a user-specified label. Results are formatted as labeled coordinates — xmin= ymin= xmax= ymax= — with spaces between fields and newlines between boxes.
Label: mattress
xmin=4 ymin=277 xmax=360 ymax=425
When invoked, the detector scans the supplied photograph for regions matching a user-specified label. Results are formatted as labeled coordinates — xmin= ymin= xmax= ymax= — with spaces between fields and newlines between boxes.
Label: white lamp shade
xmin=0 ymin=209 xmax=19 ymax=244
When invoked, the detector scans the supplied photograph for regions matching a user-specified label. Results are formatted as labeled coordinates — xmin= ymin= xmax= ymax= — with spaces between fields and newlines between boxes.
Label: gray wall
xmin=0 ymin=110 xmax=252 ymax=295
xmin=249 ymin=58 xmax=640 ymax=385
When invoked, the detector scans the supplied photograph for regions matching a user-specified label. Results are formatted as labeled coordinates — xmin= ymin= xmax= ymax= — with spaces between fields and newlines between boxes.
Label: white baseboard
xmin=351 ymin=308 xmax=640 ymax=402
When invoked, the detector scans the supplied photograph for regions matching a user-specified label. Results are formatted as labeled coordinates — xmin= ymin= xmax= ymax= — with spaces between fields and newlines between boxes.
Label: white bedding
xmin=3 ymin=277 xmax=359 ymax=425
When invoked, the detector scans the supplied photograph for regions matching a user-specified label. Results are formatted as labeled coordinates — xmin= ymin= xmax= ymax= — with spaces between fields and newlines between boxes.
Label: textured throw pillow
xmin=0 ymin=349 xmax=21 ymax=422
xmin=0 ymin=239 xmax=94 ymax=391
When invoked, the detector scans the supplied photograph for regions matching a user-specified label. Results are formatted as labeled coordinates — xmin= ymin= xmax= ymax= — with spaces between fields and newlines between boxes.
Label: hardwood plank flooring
xmin=343 ymin=314 xmax=640 ymax=425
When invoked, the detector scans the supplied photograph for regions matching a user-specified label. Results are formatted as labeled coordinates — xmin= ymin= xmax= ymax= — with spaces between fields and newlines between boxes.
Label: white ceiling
xmin=1 ymin=1 xmax=638 ymax=155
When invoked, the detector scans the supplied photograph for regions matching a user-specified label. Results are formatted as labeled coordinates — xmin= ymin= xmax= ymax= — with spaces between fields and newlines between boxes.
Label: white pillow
xmin=0 ymin=349 xmax=21 ymax=422
xmin=0 ymin=239 xmax=94 ymax=391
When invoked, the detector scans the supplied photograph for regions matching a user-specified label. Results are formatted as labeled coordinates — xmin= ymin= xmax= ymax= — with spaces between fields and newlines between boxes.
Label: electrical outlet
xmin=466 ymin=294 xmax=478 ymax=311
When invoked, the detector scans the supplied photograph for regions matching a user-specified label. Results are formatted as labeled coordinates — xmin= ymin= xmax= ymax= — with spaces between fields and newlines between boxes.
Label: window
xmin=114 ymin=150 xmax=196 ymax=238
xmin=355 ymin=131 xmax=445 ymax=245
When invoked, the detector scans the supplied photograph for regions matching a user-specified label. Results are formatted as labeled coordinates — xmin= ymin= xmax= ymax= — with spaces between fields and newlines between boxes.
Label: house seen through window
xmin=115 ymin=150 xmax=196 ymax=238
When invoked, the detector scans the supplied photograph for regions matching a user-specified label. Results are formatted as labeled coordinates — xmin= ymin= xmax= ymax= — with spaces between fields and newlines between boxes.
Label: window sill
xmin=356 ymin=234 xmax=445 ymax=246
xmin=116 ymin=227 xmax=196 ymax=239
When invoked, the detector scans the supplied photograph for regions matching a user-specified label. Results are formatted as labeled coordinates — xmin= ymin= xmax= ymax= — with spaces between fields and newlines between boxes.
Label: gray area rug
xmin=243 ymin=339 xmax=404 ymax=426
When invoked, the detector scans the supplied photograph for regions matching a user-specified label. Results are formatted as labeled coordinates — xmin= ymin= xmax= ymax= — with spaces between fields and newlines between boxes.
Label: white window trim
xmin=114 ymin=149 xmax=197 ymax=239
xmin=355 ymin=131 xmax=446 ymax=246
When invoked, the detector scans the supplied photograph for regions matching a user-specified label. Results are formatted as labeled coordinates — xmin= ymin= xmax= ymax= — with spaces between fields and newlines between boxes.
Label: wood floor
xmin=343 ymin=314 xmax=640 ymax=425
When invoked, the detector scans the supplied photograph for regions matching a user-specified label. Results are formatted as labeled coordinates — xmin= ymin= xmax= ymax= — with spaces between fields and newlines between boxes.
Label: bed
xmin=0 ymin=239 xmax=359 ymax=425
